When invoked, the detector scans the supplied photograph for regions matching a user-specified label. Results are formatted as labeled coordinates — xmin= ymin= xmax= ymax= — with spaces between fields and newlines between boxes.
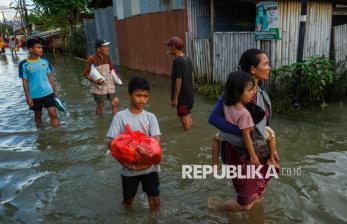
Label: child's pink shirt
xmin=223 ymin=105 xmax=254 ymax=130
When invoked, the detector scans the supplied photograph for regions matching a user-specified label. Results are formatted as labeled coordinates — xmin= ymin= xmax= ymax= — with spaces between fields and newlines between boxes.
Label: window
xmin=214 ymin=0 xmax=256 ymax=32
xmin=333 ymin=3 xmax=347 ymax=26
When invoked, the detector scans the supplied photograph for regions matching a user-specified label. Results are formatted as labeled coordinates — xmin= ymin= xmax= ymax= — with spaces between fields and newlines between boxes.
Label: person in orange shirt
xmin=0 ymin=37 xmax=5 ymax=55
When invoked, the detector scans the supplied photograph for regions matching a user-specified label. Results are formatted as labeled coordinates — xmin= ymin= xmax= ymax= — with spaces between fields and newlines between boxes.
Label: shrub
xmin=270 ymin=56 xmax=336 ymax=110
xmin=194 ymin=80 xmax=223 ymax=99
xmin=67 ymin=27 xmax=86 ymax=57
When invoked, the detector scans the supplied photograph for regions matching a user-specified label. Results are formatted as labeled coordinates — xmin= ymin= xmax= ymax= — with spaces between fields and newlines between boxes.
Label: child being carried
xmin=211 ymin=71 xmax=280 ymax=168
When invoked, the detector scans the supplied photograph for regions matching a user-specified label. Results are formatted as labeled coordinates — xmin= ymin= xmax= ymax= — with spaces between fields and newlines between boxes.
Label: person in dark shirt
xmin=166 ymin=36 xmax=194 ymax=130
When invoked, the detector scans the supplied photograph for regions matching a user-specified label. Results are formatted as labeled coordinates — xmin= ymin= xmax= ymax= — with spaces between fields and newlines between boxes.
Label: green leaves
xmin=67 ymin=27 xmax=86 ymax=57
xmin=32 ymin=0 xmax=91 ymax=32
xmin=271 ymin=56 xmax=337 ymax=109
xmin=194 ymin=80 xmax=224 ymax=100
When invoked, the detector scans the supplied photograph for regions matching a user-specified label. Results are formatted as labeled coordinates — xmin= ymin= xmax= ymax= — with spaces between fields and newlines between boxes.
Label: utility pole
xmin=0 ymin=11 xmax=3 ymax=37
xmin=17 ymin=0 xmax=25 ymax=32
xmin=209 ymin=0 xmax=215 ymax=83
xmin=297 ymin=0 xmax=308 ymax=63
xmin=21 ymin=0 xmax=30 ymax=35
xmin=2 ymin=11 xmax=6 ymax=36
xmin=293 ymin=0 xmax=308 ymax=107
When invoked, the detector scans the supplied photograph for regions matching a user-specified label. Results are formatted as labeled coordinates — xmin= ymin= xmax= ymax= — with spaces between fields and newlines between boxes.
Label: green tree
xmin=32 ymin=0 xmax=91 ymax=33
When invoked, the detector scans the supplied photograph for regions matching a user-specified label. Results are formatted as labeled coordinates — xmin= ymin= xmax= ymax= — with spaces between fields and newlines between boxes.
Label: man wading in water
xmin=166 ymin=36 xmax=195 ymax=130
xmin=83 ymin=39 xmax=119 ymax=115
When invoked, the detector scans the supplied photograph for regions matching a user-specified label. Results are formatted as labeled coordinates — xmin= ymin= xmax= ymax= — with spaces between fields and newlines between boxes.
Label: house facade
xmin=84 ymin=0 xmax=347 ymax=80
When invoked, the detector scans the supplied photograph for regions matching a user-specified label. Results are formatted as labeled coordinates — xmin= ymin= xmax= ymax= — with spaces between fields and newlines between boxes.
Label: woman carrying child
xmin=208 ymin=49 xmax=280 ymax=212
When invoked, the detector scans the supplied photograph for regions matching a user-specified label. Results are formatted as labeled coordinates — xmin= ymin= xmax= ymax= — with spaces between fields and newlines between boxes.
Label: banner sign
xmin=255 ymin=1 xmax=281 ymax=40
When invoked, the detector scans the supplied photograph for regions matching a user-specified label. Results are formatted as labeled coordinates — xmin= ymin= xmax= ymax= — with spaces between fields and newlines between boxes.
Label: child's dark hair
xmin=128 ymin=76 xmax=150 ymax=93
xmin=239 ymin=48 xmax=266 ymax=73
xmin=26 ymin=39 xmax=41 ymax=50
xmin=224 ymin=71 xmax=255 ymax=106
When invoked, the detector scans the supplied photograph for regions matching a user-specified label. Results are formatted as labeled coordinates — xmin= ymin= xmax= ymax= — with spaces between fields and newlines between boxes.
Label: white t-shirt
xmin=107 ymin=108 xmax=161 ymax=176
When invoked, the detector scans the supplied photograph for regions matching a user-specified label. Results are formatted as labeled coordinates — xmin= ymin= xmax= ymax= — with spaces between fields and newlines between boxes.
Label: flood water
xmin=0 ymin=51 xmax=347 ymax=224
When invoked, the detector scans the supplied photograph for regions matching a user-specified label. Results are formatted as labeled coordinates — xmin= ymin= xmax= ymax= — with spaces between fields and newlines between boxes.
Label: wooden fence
xmin=186 ymin=26 xmax=346 ymax=83
xmin=213 ymin=32 xmax=257 ymax=82
xmin=333 ymin=24 xmax=347 ymax=72
xmin=184 ymin=0 xmax=344 ymax=83
xmin=186 ymin=32 xmax=257 ymax=83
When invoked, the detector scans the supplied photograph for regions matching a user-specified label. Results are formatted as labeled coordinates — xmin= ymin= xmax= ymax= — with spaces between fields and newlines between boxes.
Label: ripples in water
xmin=0 ymin=53 xmax=346 ymax=223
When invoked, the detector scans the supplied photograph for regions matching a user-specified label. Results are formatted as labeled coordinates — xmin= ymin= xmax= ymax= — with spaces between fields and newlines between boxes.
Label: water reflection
xmin=0 ymin=53 xmax=346 ymax=223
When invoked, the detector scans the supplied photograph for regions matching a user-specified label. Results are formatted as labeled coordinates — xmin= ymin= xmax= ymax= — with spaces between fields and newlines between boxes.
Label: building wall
xmin=187 ymin=0 xmax=209 ymax=38
xmin=272 ymin=0 xmax=301 ymax=68
xmin=186 ymin=0 xmax=302 ymax=68
xmin=83 ymin=19 xmax=97 ymax=57
xmin=113 ymin=0 xmax=185 ymax=19
xmin=95 ymin=6 xmax=120 ymax=65
xmin=213 ymin=32 xmax=257 ymax=82
xmin=115 ymin=10 xmax=188 ymax=75
xmin=187 ymin=0 xmax=338 ymax=82
xmin=304 ymin=0 xmax=333 ymax=58
xmin=333 ymin=23 xmax=347 ymax=71
xmin=271 ymin=0 xmax=333 ymax=67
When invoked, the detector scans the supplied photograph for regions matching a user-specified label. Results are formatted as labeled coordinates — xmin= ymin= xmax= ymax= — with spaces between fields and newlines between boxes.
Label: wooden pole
xmin=0 ymin=12 xmax=3 ymax=37
xmin=297 ymin=0 xmax=308 ymax=62
xmin=210 ymin=0 xmax=215 ymax=83
xmin=2 ymin=11 xmax=7 ymax=36
xmin=22 ymin=0 xmax=30 ymax=35
xmin=18 ymin=0 xmax=25 ymax=31
xmin=294 ymin=0 xmax=308 ymax=107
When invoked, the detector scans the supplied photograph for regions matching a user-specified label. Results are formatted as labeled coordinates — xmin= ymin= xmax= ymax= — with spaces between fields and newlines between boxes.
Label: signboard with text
xmin=255 ymin=1 xmax=281 ymax=40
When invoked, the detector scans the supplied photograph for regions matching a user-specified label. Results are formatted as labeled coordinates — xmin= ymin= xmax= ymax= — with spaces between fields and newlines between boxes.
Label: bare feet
xmin=254 ymin=196 xmax=263 ymax=204
xmin=208 ymin=197 xmax=222 ymax=211
xmin=267 ymin=158 xmax=280 ymax=169
xmin=208 ymin=197 xmax=254 ymax=212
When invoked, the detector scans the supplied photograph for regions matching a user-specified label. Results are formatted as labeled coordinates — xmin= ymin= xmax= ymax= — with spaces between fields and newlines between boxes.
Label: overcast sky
xmin=0 ymin=0 xmax=33 ymax=21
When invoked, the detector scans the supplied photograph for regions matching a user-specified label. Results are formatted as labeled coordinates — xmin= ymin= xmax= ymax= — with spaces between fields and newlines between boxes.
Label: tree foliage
xmin=32 ymin=0 xmax=92 ymax=33
xmin=270 ymin=56 xmax=336 ymax=110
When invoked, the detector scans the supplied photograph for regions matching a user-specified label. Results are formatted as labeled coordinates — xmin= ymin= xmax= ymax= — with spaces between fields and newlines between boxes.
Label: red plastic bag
xmin=110 ymin=124 xmax=162 ymax=166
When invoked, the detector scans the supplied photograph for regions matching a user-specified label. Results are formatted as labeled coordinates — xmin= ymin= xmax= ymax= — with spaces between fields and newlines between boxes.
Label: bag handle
xmin=125 ymin=124 xmax=147 ymax=139
xmin=252 ymin=126 xmax=263 ymax=140
xmin=125 ymin=124 xmax=135 ymax=137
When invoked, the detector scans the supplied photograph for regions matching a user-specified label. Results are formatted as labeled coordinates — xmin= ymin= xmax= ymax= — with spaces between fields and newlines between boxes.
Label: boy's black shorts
xmin=121 ymin=172 xmax=160 ymax=202
xmin=30 ymin=93 xmax=55 ymax=112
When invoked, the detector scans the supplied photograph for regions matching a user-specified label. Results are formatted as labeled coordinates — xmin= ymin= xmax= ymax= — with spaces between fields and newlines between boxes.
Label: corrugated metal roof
xmin=140 ymin=0 xmax=160 ymax=14
xmin=30 ymin=28 xmax=61 ymax=39
xmin=95 ymin=6 xmax=120 ymax=64
xmin=123 ymin=0 xmax=132 ymax=18
xmin=131 ymin=0 xmax=141 ymax=16
xmin=187 ymin=0 xmax=209 ymax=38
xmin=114 ymin=0 xmax=185 ymax=19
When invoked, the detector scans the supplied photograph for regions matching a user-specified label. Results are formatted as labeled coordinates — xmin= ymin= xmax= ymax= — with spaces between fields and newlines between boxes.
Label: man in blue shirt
xmin=19 ymin=39 xmax=59 ymax=126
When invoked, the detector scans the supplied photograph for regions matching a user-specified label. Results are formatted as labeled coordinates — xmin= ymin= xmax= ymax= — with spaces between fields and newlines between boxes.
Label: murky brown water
xmin=0 ymin=51 xmax=347 ymax=224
